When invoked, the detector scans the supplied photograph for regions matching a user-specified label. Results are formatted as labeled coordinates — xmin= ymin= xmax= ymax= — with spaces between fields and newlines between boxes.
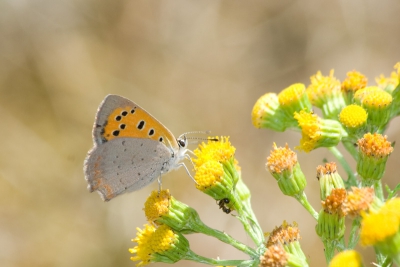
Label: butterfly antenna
xmin=178 ymin=130 xmax=211 ymax=139
xmin=179 ymin=131 xmax=219 ymax=144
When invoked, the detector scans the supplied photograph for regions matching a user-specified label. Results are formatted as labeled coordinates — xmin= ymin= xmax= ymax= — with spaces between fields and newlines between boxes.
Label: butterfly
xmin=83 ymin=95 xmax=192 ymax=201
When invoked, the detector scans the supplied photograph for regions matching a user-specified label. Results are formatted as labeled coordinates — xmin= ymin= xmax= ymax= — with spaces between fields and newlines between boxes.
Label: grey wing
xmin=84 ymin=138 xmax=171 ymax=201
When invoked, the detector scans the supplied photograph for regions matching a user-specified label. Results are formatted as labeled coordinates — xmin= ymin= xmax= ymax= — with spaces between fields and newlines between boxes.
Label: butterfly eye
xmin=177 ymin=139 xmax=186 ymax=148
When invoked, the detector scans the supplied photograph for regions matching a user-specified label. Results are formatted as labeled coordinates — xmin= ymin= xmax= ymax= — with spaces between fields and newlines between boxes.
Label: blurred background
xmin=1 ymin=1 xmax=400 ymax=266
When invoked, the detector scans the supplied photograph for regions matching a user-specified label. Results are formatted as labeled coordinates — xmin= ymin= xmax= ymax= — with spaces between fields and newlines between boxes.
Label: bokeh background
xmin=1 ymin=1 xmax=400 ymax=266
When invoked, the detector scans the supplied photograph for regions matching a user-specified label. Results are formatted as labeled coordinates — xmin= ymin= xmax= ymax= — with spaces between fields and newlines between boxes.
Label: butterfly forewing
xmin=93 ymin=95 xmax=178 ymax=149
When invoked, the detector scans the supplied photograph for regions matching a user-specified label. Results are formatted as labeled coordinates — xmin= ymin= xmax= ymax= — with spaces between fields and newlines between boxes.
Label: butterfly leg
xmin=184 ymin=153 xmax=196 ymax=170
xmin=176 ymin=162 xmax=198 ymax=185
xmin=157 ymin=174 xmax=163 ymax=195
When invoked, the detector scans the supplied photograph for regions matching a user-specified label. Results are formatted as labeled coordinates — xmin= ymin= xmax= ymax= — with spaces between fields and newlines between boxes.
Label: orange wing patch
xmin=102 ymin=106 xmax=175 ymax=144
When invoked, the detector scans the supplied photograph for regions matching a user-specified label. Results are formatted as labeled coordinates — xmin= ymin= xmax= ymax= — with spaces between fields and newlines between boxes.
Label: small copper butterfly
xmin=84 ymin=95 xmax=191 ymax=201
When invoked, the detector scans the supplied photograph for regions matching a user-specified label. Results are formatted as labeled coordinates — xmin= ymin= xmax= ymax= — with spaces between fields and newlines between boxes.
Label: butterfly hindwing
xmin=84 ymin=138 xmax=172 ymax=201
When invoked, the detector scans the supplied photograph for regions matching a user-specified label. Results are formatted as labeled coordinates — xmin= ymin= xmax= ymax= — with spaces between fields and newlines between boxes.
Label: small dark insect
xmin=217 ymin=198 xmax=232 ymax=214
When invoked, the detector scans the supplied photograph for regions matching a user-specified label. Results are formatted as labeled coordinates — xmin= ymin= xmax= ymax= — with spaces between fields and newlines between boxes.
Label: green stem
xmin=295 ymin=192 xmax=319 ymax=220
xmin=328 ymin=146 xmax=357 ymax=186
xmin=375 ymin=247 xmax=387 ymax=266
xmin=323 ymin=239 xmax=336 ymax=264
xmin=195 ymin=221 xmax=258 ymax=258
xmin=381 ymin=256 xmax=393 ymax=267
xmin=236 ymin=179 xmax=265 ymax=245
xmin=231 ymin=192 xmax=264 ymax=247
xmin=348 ymin=217 xmax=361 ymax=249
xmin=374 ymin=181 xmax=385 ymax=202
xmin=342 ymin=140 xmax=359 ymax=161
xmin=184 ymin=249 xmax=256 ymax=266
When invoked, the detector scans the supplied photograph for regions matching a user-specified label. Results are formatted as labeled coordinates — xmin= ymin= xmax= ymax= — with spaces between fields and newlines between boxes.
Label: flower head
xmin=306 ymin=70 xmax=346 ymax=119
xmin=252 ymin=93 xmax=290 ymax=131
xmin=321 ymin=188 xmax=347 ymax=217
xmin=341 ymin=71 xmax=368 ymax=105
xmin=193 ymin=137 xmax=246 ymax=214
xmin=357 ymin=133 xmax=393 ymax=185
xmin=316 ymin=162 xmax=345 ymax=200
xmin=278 ymin=83 xmax=312 ymax=120
xmin=144 ymin=190 xmax=171 ymax=224
xmin=130 ymin=224 xmax=189 ymax=266
xmin=360 ymin=198 xmax=400 ymax=259
xmin=329 ymin=250 xmax=364 ymax=267
xmin=193 ymin=136 xmax=236 ymax=169
xmin=130 ymin=224 xmax=155 ymax=266
xmin=354 ymin=86 xmax=392 ymax=130
xmin=266 ymin=143 xmax=306 ymax=196
xmin=294 ymin=110 xmax=344 ymax=152
xmin=316 ymin=188 xmax=347 ymax=241
xmin=375 ymin=62 xmax=400 ymax=93
xmin=338 ymin=104 xmax=367 ymax=139
xmin=259 ymin=245 xmax=288 ymax=267
xmin=265 ymin=221 xmax=304 ymax=259
xmin=144 ymin=190 xmax=210 ymax=234
xmin=344 ymin=187 xmax=375 ymax=217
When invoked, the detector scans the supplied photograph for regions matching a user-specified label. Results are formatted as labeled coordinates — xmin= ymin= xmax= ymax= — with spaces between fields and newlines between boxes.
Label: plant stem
xmin=184 ymin=249 xmax=256 ymax=266
xmin=323 ymin=240 xmax=336 ymax=264
xmin=295 ymin=192 xmax=319 ymax=220
xmin=374 ymin=181 xmax=384 ymax=202
xmin=342 ymin=140 xmax=359 ymax=161
xmin=348 ymin=217 xmax=361 ymax=249
xmin=328 ymin=146 xmax=357 ymax=186
xmin=195 ymin=221 xmax=258 ymax=257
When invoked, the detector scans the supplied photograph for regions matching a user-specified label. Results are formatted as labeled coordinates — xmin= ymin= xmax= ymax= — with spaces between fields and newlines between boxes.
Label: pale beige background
xmin=1 ymin=1 xmax=400 ymax=267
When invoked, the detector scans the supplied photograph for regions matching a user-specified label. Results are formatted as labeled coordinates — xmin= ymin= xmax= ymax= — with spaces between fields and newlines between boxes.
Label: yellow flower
xmin=306 ymin=70 xmax=346 ymax=119
xmin=316 ymin=162 xmax=345 ymax=201
xmin=357 ymin=133 xmax=393 ymax=184
xmin=360 ymin=198 xmax=400 ymax=263
xmin=265 ymin=221 xmax=301 ymax=247
xmin=357 ymin=133 xmax=393 ymax=158
xmin=316 ymin=188 xmax=347 ymax=241
xmin=375 ymin=62 xmax=400 ymax=93
xmin=278 ymin=83 xmax=312 ymax=119
xmin=266 ymin=143 xmax=297 ymax=174
xmin=130 ymin=224 xmax=156 ymax=266
xmin=329 ymin=250 xmax=363 ymax=267
xmin=259 ymin=245 xmax=288 ymax=267
xmin=294 ymin=110 xmax=343 ymax=152
xmin=144 ymin=190 xmax=170 ymax=224
xmin=354 ymin=86 xmax=392 ymax=129
xmin=149 ymin=224 xmax=176 ymax=251
xmin=266 ymin=143 xmax=306 ymax=196
xmin=130 ymin=224 xmax=189 ymax=266
xmin=342 ymin=70 xmax=368 ymax=93
xmin=321 ymin=188 xmax=347 ymax=216
xmin=360 ymin=209 xmax=399 ymax=246
xmin=193 ymin=136 xmax=236 ymax=169
xmin=252 ymin=93 xmax=289 ymax=131
xmin=344 ymin=187 xmax=375 ymax=217
xmin=338 ymin=104 xmax=368 ymax=130
xmin=194 ymin=160 xmax=225 ymax=190
xmin=307 ymin=70 xmax=341 ymax=106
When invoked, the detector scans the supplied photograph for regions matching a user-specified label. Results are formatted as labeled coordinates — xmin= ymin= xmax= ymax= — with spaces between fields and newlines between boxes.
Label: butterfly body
xmin=84 ymin=95 xmax=188 ymax=201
